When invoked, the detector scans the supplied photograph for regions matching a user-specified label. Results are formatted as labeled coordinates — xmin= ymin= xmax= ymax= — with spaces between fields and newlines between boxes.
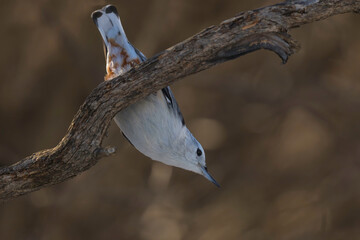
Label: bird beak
xmin=199 ymin=165 xmax=220 ymax=187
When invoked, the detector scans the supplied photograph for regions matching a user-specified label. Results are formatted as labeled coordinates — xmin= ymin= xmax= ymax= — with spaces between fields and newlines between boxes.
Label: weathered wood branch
xmin=0 ymin=0 xmax=359 ymax=200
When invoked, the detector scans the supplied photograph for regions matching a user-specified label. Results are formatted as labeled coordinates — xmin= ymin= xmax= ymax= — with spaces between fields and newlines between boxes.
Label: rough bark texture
xmin=0 ymin=0 xmax=359 ymax=201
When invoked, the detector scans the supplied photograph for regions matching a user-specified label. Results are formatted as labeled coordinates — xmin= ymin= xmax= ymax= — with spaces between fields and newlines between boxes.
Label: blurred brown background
xmin=0 ymin=0 xmax=360 ymax=239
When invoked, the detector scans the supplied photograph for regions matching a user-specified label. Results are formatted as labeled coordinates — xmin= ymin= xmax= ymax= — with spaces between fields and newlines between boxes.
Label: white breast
xmin=114 ymin=91 xmax=185 ymax=163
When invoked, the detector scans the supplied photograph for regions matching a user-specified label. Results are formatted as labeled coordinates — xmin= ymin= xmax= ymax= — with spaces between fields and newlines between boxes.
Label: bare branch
xmin=0 ymin=0 xmax=359 ymax=200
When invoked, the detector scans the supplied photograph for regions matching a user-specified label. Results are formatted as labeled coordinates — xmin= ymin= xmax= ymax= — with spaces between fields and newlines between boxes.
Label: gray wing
xmin=130 ymin=42 xmax=147 ymax=62
xmin=161 ymin=86 xmax=185 ymax=126
xmin=130 ymin=43 xmax=186 ymax=126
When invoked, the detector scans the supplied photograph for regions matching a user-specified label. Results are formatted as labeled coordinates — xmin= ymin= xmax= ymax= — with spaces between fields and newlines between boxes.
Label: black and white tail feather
xmin=92 ymin=5 xmax=219 ymax=187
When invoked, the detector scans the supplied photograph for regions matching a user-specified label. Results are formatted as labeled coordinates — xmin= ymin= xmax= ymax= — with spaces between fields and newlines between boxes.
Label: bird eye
xmin=196 ymin=148 xmax=202 ymax=156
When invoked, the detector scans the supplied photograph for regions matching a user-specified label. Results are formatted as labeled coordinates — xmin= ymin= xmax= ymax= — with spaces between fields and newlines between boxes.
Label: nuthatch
xmin=92 ymin=5 xmax=219 ymax=187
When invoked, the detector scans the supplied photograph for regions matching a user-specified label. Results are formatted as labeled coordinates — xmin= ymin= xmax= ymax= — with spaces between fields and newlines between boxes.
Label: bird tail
xmin=92 ymin=5 xmax=142 ymax=79
xmin=91 ymin=5 xmax=129 ymax=51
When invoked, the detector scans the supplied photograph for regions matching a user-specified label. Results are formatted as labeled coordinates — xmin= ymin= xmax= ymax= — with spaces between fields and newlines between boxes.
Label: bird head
xmin=166 ymin=128 xmax=220 ymax=187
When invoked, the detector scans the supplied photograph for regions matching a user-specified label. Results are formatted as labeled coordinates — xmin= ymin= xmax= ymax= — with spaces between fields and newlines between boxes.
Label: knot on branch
xmin=93 ymin=146 xmax=116 ymax=159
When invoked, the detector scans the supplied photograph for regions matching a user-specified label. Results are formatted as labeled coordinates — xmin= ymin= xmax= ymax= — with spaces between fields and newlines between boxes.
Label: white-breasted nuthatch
xmin=91 ymin=5 xmax=219 ymax=187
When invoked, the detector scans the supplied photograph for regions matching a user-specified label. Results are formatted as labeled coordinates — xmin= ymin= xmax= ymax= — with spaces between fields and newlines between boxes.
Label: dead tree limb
xmin=0 ymin=0 xmax=359 ymax=201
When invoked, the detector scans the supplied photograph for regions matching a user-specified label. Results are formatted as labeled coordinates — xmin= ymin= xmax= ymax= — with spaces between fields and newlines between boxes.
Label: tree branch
xmin=0 ymin=0 xmax=359 ymax=200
